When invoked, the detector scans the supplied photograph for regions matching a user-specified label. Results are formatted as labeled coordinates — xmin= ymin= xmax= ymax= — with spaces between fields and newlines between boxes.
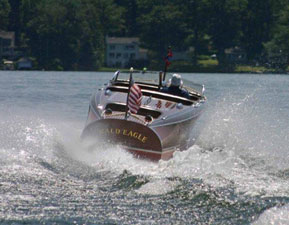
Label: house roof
xmin=0 ymin=30 xmax=15 ymax=39
xmin=139 ymin=48 xmax=148 ymax=53
xmin=18 ymin=57 xmax=32 ymax=62
xmin=0 ymin=30 xmax=15 ymax=47
xmin=106 ymin=37 xmax=140 ymax=44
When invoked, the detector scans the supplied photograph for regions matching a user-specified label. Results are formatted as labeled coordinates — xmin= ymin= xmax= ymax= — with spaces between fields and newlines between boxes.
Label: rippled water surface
xmin=0 ymin=71 xmax=289 ymax=224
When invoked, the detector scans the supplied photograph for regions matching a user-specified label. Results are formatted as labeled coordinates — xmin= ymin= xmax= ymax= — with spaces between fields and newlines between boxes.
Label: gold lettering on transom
xmin=100 ymin=128 xmax=148 ymax=143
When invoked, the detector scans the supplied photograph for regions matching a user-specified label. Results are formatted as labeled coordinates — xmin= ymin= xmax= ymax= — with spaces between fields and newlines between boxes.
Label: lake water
xmin=0 ymin=71 xmax=289 ymax=224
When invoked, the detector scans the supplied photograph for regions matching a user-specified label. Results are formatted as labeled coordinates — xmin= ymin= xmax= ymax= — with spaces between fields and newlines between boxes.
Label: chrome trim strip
xmin=121 ymin=145 xmax=176 ymax=154
xmin=89 ymin=103 xmax=101 ymax=119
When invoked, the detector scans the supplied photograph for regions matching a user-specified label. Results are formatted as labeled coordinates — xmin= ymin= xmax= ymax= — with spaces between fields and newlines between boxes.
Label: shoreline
xmin=1 ymin=68 xmax=288 ymax=75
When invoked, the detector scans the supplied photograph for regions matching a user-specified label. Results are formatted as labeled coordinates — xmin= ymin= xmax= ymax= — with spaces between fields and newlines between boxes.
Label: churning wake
xmin=1 ymin=84 xmax=289 ymax=224
xmin=2 ymin=86 xmax=289 ymax=198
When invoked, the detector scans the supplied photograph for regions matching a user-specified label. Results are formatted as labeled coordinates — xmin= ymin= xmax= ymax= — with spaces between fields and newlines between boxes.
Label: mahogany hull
xmin=82 ymin=116 xmax=199 ymax=161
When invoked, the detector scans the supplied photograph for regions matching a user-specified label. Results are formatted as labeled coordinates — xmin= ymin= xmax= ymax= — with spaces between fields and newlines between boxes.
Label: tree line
xmin=1 ymin=0 xmax=289 ymax=71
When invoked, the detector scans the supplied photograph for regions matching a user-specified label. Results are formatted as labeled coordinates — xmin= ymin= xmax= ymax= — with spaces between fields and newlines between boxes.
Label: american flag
xmin=128 ymin=82 xmax=142 ymax=114
xmin=164 ymin=48 xmax=173 ymax=66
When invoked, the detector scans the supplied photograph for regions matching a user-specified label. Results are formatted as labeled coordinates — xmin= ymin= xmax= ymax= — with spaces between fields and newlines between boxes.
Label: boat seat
xmin=105 ymin=103 xmax=161 ymax=118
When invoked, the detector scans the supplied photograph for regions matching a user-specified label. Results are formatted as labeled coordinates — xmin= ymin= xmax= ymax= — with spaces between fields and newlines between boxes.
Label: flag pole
xmin=125 ymin=67 xmax=134 ymax=119
xmin=163 ymin=46 xmax=172 ymax=82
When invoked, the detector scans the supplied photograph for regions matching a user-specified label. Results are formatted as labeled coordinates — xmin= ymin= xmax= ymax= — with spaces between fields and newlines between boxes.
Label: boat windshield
xmin=114 ymin=71 xmax=160 ymax=85
xmin=112 ymin=71 xmax=204 ymax=94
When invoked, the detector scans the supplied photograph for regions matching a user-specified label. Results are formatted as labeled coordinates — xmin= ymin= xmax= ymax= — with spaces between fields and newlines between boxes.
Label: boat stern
xmin=81 ymin=118 xmax=174 ymax=161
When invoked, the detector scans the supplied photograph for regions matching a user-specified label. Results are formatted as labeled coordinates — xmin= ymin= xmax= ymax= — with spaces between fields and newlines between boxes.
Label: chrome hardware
xmin=97 ymin=105 xmax=103 ymax=110
xmin=104 ymin=108 xmax=112 ymax=116
xmin=202 ymin=85 xmax=205 ymax=95
xmin=145 ymin=115 xmax=153 ymax=124
xmin=176 ymin=103 xmax=183 ymax=109
xmin=144 ymin=96 xmax=152 ymax=105
xmin=111 ymin=71 xmax=120 ymax=82
xmin=104 ymin=89 xmax=112 ymax=96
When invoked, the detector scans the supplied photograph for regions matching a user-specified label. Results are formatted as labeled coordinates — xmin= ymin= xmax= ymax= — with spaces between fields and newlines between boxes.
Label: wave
xmin=252 ymin=203 xmax=289 ymax=225
xmin=1 ymin=90 xmax=289 ymax=198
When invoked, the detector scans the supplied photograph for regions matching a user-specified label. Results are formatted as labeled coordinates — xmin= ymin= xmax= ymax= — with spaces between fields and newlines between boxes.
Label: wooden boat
xmin=81 ymin=69 xmax=206 ymax=161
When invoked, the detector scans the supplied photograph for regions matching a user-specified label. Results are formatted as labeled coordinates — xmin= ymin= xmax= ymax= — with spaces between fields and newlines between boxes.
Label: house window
xmin=109 ymin=53 xmax=115 ymax=58
xmin=116 ymin=61 xmax=122 ymax=67
xmin=130 ymin=53 xmax=135 ymax=59
xmin=125 ymin=45 xmax=135 ymax=50
xmin=110 ymin=45 xmax=116 ymax=50
xmin=116 ymin=53 xmax=121 ymax=58
xmin=1 ymin=38 xmax=11 ymax=47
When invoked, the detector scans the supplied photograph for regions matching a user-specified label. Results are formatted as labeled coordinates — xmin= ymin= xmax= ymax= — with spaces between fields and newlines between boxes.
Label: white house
xmin=225 ymin=47 xmax=247 ymax=63
xmin=106 ymin=37 xmax=147 ymax=68
xmin=17 ymin=57 xmax=32 ymax=70
xmin=0 ymin=30 xmax=15 ymax=48
xmin=0 ymin=31 xmax=15 ymax=59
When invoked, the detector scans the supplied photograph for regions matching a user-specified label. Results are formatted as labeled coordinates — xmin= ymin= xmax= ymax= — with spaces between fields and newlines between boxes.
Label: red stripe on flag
xmin=128 ymin=83 xmax=142 ymax=114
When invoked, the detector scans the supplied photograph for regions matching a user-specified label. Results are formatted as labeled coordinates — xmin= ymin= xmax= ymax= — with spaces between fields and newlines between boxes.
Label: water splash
xmin=252 ymin=204 xmax=289 ymax=225
xmin=1 ymin=89 xmax=289 ymax=199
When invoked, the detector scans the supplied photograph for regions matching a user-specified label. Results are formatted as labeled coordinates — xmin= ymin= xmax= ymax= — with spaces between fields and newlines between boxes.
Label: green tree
xmin=8 ymin=0 xmax=20 ymax=43
xmin=91 ymin=0 xmax=124 ymax=37
xmin=27 ymin=0 xmax=79 ymax=70
xmin=241 ymin=0 xmax=273 ymax=60
xmin=264 ymin=3 xmax=289 ymax=71
xmin=0 ymin=0 xmax=11 ymax=30
xmin=5 ymin=0 xmax=289 ymax=71
xmin=7 ymin=0 xmax=39 ymax=48
xmin=205 ymin=0 xmax=247 ymax=66
xmin=25 ymin=0 xmax=123 ymax=70
xmin=137 ymin=2 xmax=188 ymax=62
xmin=180 ymin=0 xmax=209 ymax=64
xmin=114 ymin=0 xmax=138 ymax=36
